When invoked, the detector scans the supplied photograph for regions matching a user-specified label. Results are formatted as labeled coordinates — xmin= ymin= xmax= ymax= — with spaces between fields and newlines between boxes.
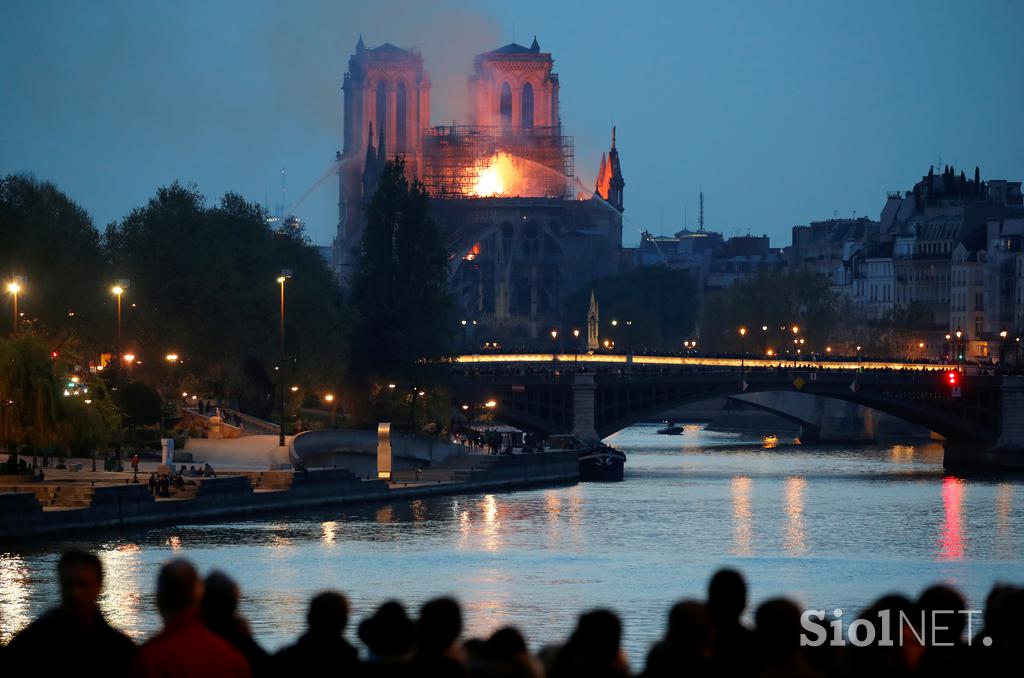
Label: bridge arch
xmin=452 ymin=369 xmax=1001 ymax=446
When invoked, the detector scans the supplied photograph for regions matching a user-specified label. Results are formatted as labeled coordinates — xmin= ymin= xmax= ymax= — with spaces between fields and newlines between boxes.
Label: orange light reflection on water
xmin=783 ymin=476 xmax=808 ymax=555
xmin=731 ymin=476 xmax=753 ymax=555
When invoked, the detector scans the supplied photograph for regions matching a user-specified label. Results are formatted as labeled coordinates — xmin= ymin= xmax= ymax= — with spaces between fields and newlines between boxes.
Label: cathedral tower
xmin=336 ymin=38 xmax=430 ymax=278
xmin=468 ymin=37 xmax=559 ymax=131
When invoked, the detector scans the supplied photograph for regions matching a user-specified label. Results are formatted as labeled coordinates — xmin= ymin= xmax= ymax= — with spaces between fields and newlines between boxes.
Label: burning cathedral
xmin=334 ymin=36 xmax=624 ymax=344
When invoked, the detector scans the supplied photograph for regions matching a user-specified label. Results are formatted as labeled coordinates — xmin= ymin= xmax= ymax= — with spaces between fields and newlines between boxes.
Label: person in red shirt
xmin=132 ymin=559 xmax=251 ymax=678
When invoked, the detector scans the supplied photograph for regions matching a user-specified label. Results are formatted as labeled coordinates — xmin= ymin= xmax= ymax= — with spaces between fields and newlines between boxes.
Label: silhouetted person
xmin=132 ymin=558 xmax=250 ymax=678
xmin=754 ymin=597 xmax=818 ymax=678
xmin=973 ymin=583 xmax=1024 ymax=672
xmin=275 ymin=591 xmax=359 ymax=675
xmin=641 ymin=600 xmax=713 ymax=678
xmin=6 ymin=550 xmax=136 ymax=677
xmin=359 ymin=600 xmax=416 ymax=676
xmin=916 ymin=584 xmax=970 ymax=678
xmin=707 ymin=568 xmax=755 ymax=675
xmin=478 ymin=627 xmax=540 ymax=678
xmin=835 ymin=594 xmax=919 ymax=678
xmin=549 ymin=609 xmax=629 ymax=678
xmin=415 ymin=596 xmax=468 ymax=677
xmin=201 ymin=570 xmax=269 ymax=677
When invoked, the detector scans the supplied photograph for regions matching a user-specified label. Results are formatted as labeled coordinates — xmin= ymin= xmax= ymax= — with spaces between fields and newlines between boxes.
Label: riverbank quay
xmin=0 ymin=451 xmax=579 ymax=541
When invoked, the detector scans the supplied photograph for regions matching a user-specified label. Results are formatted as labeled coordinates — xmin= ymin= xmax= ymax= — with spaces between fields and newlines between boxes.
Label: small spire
xmin=530 ymin=35 xmax=540 ymax=52
xmin=367 ymin=121 xmax=374 ymax=144
xmin=611 ymin=126 xmax=616 ymax=150
xmin=356 ymin=34 xmax=365 ymax=51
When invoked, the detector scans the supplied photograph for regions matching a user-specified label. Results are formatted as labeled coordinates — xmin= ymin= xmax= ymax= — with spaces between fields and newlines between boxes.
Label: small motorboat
xmin=657 ymin=421 xmax=684 ymax=435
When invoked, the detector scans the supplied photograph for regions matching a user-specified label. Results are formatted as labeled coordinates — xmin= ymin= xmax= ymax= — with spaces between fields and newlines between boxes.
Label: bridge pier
xmin=571 ymin=372 xmax=598 ymax=441
xmin=945 ymin=376 xmax=1024 ymax=471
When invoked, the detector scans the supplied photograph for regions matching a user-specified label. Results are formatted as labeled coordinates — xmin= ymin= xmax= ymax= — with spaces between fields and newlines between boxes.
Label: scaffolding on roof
xmin=420 ymin=125 xmax=574 ymax=199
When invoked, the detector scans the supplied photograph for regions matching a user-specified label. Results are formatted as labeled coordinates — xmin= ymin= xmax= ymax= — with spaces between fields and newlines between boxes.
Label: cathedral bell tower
xmin=335 ymin=37 xmax=431 ymax=279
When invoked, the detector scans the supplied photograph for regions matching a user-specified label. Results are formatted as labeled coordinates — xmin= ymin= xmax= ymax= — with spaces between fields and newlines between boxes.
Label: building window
xmin=375 ymin=80 xmax=388 ymax=143
xmin=395 ymin=81 xmax=407 ymax=152
xmin=521 ymin=82 xmax=534 ymax=130
xmin=499 ymin=82 xmax=512 ymax=130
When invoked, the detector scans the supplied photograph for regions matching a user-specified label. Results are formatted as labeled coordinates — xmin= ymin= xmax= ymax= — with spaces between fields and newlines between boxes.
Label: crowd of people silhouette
xmin=3 ymin=551 xmax=1021 ymax=677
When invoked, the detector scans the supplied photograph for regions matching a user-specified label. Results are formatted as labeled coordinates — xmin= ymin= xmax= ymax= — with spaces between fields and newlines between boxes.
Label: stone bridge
xmin=450 ymin=361 xmax=1024 ymax=469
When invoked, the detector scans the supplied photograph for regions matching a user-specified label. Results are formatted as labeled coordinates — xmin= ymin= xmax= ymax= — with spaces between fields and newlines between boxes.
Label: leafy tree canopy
xmin=699 ymin=268 xmax=838 ymax=353
xmin=0 ymin=174 xmax=108 ymax=343
xmin=350 ymin=158 xmax=454 ymax=388
xmin=561 ymin=265 xmax=700 ymax=351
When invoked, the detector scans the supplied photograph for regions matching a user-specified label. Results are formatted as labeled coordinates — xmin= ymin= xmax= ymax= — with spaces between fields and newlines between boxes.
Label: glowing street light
xmin=277 ymin=269 xmax=293 ymax=447
xmin=484 ymin=399 xmax=497 ymax=408
xmin=164 ymin=353 xmax=179 ymax=363
xmin=324 ymin=393 xmax=334 ymax=402
xmin=739 ymin=327 xmax=748 ymax=371
xmin=111 ymin=280 xmax=128 ymax=346
xmin=7 ymin=277 xmax=24 ymax=335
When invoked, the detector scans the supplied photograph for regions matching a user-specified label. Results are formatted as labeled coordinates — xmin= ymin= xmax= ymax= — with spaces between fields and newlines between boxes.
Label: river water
xmin=2 ymin=424 xmax=1022 ymax=665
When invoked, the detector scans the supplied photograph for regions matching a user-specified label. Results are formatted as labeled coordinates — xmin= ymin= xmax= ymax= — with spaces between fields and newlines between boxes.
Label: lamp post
xmin=945 ymin=333 xmax=952 ymax=364
xmin=111 ymin=280 xmax=130 ymax=346
xmin=572 ymin=329 xmax=580 ymax=369
xmin=739 ymin=327 xmax=747 ymax=372
xmin=550 ymin=329 xmax=559 ymax=361
xmin=7 ymin=277 xmax=24 ymax=335
xmin=954 ymin=326 xmax=963 ymax=371
xmin=277 ymin=270 xmax=292 ymax=447
xmin=999 ymin=329 xmax=1008 ymax=365
xmin=324 ymin=393 xmax=336 ymax=427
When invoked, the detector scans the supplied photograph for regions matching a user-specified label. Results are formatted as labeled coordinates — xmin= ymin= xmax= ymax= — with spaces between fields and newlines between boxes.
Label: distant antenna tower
xmin=698 ymin=191 xmax=705 ymax=232
xmin=279 ymin=167 xmax=287 ymax=218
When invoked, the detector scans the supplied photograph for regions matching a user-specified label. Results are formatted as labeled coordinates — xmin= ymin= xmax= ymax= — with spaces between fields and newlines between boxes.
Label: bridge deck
xmin=456 ymin=353 xmax=947 ymax=372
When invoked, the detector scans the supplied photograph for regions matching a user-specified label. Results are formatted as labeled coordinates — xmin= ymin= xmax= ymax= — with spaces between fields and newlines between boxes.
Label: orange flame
xmin=473 ymin=153 xmax=528 ymax=197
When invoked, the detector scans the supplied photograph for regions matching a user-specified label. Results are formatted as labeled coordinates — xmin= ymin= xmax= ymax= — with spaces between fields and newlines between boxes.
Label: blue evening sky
xmin=2 ymin=0 xmax=1021 ymax=247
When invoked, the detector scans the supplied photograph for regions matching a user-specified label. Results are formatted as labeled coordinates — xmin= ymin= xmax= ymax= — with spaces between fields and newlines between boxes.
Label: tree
xmin=348 ymin=157 xmax=454 ymax=424
xmin=699 ymin=269 xmax=838 ymax=353
xmin=115 ymin=381 xmax=162 ymax=428
xmin=0 ymin=336 xmax=63 ymax=456
xmin=0 ymin=174 xmax=109 ymax=344
xmin=560 ymin=266 xmax=700 ymax=351
xmin=104 ymin=183 xmax=348 ymax=408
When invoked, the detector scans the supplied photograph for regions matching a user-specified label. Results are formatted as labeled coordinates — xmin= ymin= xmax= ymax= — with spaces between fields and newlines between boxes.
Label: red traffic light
xmin=946 ymin=370 xmax=959 ymax=387
xmin=50 ymin=351 xmax=59 ymax=360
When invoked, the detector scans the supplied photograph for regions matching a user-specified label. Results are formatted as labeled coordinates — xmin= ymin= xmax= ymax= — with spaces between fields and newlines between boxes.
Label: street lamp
xmin=324 ymin=393 xmax=337 ymax=427
xmin=277 ymin=269 xmax=293 ymax=446
xmin=111 ymin=280 xmax=129 ymax=347
xmin=954 ymin=326 xmax=963 ymax=369
xmin=7 ymin=277 xmax=24 ymax=335
xmin=572 ymin=329 xmax=581 ymax=368
xmin=550 ymin=329 xmax=558 ymax=361
xmin=739 ymin=327 xmax=747 ymax=371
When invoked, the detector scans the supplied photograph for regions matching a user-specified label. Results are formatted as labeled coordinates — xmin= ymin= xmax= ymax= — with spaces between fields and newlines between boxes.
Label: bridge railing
xmin=453 ymin=353 xmax=951 ymax=372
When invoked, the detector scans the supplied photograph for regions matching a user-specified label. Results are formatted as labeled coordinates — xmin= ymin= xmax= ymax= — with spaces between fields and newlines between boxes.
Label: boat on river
xmin=546 ymin=435 xmax=626 ymax=481
xmin=656 ymin=421 xmax=684 ymax=435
